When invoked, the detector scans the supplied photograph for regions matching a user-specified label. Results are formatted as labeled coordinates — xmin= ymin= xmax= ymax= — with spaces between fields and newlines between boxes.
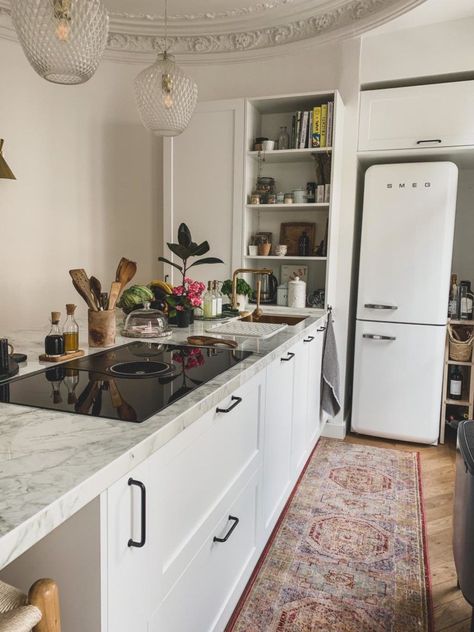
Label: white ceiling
xmin=369 ymin=0 xmax=474 ymax=34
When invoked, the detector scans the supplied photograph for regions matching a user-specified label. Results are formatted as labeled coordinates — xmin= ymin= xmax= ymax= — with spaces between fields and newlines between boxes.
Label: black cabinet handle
xmin=416 ymin=139 xmax=442 ymax=144
xmin=303 ymin=336 xmax=315 ymax=343
xmin=216 ymin=395 xmax=242 ymax=413
xmin=128 ymin=478 xmax=146 ymax=548
xmin=213 ymin=515 xmax=239 ymax=543
xmin=281 ymin=352 xmax=295 ymax=362
xmin=317 ymin=326 xmax=326 ymax=332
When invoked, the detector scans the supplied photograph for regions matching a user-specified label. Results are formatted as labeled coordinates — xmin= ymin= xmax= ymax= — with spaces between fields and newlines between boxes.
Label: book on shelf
xmin=320 ymin=104 xmax=328 ymax=148
xmin=312 ymin=106 xmax=321 ymax=148
xmin=299 ymin=111 xmax=309 ymax=149
xmin=327 ymin=101 xmax=334 ymax=148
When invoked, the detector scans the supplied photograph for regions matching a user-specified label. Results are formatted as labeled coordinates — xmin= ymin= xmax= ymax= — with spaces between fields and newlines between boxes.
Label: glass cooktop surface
xmin=0 ymin=342 xmax=252 ymax=423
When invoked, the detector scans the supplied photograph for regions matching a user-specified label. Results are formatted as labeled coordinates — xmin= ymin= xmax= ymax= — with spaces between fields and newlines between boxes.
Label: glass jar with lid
xmin=122 ymin=302 xmax=171 ymax=339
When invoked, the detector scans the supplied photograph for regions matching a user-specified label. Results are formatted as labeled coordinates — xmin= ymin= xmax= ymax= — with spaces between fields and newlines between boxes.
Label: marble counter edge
xmin=0 ymin=312 xmax=326 ymax=568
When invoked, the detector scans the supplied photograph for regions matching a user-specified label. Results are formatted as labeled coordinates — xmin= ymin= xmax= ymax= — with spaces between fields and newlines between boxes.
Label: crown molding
xmin=0 ymin=0 xmax=426 ymax=64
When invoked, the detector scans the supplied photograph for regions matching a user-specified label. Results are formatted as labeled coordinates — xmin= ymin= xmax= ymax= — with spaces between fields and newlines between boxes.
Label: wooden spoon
xmin=69 ymin=269 xmax=98 ymax=311
xmin=108 ymin=281 xmax=122 ymax=310
xmin=116 ymin=258 xmax=137 ymax=293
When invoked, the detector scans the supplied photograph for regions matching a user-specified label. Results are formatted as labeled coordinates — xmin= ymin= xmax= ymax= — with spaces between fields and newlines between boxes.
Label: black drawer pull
xmin=281 ymin=352 xmax=295 ymax=362
xmin=213 ymin=515 xmax=239 ymax=543
xmin=128 ymin=478 xmax=146 ymax=548
xmin=303 ymin=336 xmax=315 ymax=343
xmin=317 ymin=326 xmax=326 ymax=332
xmin=216 ymin=395 xmax=242 ymax=414
xmin=416 ymin=139 xmax=442 ymax=144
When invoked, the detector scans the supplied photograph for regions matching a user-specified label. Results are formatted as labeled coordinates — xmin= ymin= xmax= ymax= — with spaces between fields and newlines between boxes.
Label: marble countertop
xmin=0 ymin=309 xmax=325 ymax=568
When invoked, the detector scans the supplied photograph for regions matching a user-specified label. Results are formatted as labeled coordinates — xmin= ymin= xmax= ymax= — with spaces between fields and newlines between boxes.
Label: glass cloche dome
xmin=122 ymin=303 xmax=171 ymax=339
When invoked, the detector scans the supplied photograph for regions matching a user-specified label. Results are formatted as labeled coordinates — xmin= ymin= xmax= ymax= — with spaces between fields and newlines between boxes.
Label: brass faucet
xmin=231 ymin=267 xmax=273 ymax=314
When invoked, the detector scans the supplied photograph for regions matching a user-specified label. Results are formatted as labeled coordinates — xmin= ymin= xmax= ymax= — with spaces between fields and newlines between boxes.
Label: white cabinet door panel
xmin=352 ymin=320 xmax=445 ymax=444
xmin=291 ymin=339 xmax=309 ymax=478
xmin=305 ymin=327 xmax=324 ymax=447
xmin=359 ymin=81 xmax=474 ymax=151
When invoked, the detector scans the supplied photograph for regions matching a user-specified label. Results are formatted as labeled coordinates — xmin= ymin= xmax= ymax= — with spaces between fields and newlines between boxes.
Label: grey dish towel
xmin=321 ymin=316 xmax=341 ymax=417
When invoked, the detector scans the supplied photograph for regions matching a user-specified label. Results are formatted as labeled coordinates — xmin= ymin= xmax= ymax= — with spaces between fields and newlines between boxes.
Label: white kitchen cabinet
xmin=359 ymin=80 xmax=474 ymax=152
xmin=305 ymin=323 xmax=325 ymax=448
xmin=105 ymin=372 xmax=264 ymax=632
xmin=163 ymin=99 xmax=245 ymax=284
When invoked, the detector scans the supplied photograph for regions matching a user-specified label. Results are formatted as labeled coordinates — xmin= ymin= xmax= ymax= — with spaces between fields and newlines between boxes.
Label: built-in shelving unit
xmin=440 ymin=319 xmax=474 ymax=443
xmin=241 ymin=91 xmax=343 ymax=312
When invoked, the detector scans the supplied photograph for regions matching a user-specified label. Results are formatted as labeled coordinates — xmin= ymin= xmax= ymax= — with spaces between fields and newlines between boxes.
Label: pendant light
xmin=11 ymin=0 xmax=109 ymax=85
xmin=134 ymin=0 xmax=197 ymax=137
xmin=0 ymin=140 xmax=16 ymax=180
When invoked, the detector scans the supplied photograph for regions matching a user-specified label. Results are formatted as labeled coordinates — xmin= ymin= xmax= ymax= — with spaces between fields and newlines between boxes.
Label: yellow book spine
xmin=321 ymin=103 xmax=328 ymax=147
xmin=312 ymin=106 xmax=321 ymax=148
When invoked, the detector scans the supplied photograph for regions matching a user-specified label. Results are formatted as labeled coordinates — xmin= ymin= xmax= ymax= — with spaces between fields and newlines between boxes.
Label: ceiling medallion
xmin=106 ymin=0 xmax=424 ymax=57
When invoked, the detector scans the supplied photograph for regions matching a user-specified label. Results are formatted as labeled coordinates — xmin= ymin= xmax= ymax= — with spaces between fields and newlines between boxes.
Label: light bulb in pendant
xmin=53 ymin=0 xmax=71 ymax=42
xmin=162 ymin=72 xmax=174 ymax=110
xmin=163 ymin=93 xmax=173 ymax=109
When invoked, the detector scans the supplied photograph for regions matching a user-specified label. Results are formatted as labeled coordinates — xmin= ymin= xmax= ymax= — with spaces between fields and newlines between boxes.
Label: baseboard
xmin=321 ymin=421 xmax=346 ymax=440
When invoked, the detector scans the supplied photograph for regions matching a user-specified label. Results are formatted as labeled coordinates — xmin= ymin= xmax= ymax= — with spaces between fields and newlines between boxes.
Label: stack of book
xmin=290 ymin=102 xmax=334 ymax=149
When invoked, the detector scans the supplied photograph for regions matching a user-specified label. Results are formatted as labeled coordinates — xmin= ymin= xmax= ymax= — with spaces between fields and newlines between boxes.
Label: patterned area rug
xmin=227 ymin=438 xmax=432 ymax=632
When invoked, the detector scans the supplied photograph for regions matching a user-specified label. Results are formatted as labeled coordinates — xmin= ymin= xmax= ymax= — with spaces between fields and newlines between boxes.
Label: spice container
xmin=63 ymin=304 xmax=79 ymax=353
xmin=256 ymin=176 xmax=275 ymax=203
xmin=284 ymin=193 xmax=293 ymax=204
xmin=45 ymin=312 xmax=64 ymax=357
xmin=250 ymin=193 xmax=260 ymax=205
xmin=267 ymin=193 xmax=277 ymax=204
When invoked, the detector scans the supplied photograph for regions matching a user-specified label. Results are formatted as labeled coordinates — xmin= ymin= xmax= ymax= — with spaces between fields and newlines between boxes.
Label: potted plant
xmin=221 ymin=278 xmax=253 ymax=311
xmin=159 ymin=223 xmax=223 ymax=327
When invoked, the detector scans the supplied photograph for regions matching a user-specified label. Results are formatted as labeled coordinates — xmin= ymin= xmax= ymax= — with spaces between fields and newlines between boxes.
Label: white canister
xmin=277 ymin=283 xmax=288 ymax=306
xmin=288 ymin=276 xmax=306 ymax=309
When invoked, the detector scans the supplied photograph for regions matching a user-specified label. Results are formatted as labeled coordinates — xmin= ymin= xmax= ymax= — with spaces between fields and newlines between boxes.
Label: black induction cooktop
xmin=0 ymin=342 xmax=252 ymax=423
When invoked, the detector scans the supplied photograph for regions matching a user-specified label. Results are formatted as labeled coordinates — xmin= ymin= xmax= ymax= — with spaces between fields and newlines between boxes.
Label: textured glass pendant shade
xmin=134 ymin=52 xmax=198 ymax=137
xmin=11 ymin=0 xmax=109 ymax=85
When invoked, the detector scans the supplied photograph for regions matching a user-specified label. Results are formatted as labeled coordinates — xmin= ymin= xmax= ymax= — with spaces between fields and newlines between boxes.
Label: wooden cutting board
xmin=39 ymin=350 xmax=85 ymax=362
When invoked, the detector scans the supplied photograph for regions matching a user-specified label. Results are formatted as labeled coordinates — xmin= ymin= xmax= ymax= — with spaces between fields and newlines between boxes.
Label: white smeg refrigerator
xmin=352 ymin=162 xmax=458 ymax=444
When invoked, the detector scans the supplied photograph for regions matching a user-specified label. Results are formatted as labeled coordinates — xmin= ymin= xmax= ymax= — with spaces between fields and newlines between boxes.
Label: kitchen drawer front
xmin=150 ymin=372 xmax=263 ymax=586
xmin=149 ymin=472 xmax=259 ymax=632
xmin=359 ymin=81 xmax=474 ymax=151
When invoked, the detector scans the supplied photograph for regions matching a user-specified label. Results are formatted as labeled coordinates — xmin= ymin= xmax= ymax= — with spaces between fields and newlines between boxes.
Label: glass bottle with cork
xmin=44 ymin=312 xmax=65 ymax=357
xmin=63 ymin=304 xmax=79 ymax=354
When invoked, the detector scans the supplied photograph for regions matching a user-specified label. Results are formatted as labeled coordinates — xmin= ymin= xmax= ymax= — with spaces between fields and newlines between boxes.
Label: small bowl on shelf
xmin=275 ymin=244 xmax=288 ymax=257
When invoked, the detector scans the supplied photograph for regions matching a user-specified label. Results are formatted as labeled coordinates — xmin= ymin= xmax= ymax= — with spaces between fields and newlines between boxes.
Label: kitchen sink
xmin=239 ymin=313 xmax=308 ymax=326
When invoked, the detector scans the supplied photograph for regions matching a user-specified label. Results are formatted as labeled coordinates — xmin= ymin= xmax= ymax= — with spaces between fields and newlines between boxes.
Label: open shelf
xmin=244 ymin=255 xmax=327 ymax=261
xmin=446 ymin=398 xmax=471 ymax=406
xmin=246 ymin=203 xmax=329 ymax=210
xmin=447 ymin=360 xmax=474 ymax=366
xmin=449 ymin=319 xmax=474 ymax=325
xmin=247 ymin=148 xmax=332 ymax=163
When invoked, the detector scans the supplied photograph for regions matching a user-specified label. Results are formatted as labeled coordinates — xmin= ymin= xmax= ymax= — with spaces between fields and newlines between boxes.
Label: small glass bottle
xmin=45 ymin=312 xmax=64 ymax=357
xmin=298 ymin=230 xmax=310 ymax=256
xmin=203 ymin=281 xmax=216 ymax=319
xmin=213 ymin=281 xmax=223 ymax=317
xmin=278 ymin=126 xmax=289 ymax=150
xmin=63 ymin=304 xmax=79 ymax=353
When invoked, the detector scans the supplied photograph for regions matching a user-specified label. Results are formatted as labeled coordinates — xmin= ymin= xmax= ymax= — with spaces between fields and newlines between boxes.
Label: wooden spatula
xmin=89 ymin=276 xmax=102 ymax=310
xmin=187 ymin=335 xmax=238 ymax=349
xmin=108 ymin=281 xmax=122 ymax=310
xmin=69 ymin=269 xmax=98 ymax=311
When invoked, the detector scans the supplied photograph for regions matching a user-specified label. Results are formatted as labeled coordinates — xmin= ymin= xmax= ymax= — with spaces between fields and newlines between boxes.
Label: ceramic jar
xmin=288 ymin=276 xmax=306 ymax=309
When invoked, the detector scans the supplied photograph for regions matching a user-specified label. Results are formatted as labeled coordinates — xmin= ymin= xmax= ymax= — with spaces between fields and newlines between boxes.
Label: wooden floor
xmin=346 ymin=430 xmax=472 ymax=632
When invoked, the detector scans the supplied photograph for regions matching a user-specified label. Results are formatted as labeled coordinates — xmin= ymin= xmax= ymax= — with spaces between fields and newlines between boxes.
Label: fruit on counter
xmin=149 ymin=279 xmax=173 ymax=294
xmin=148 ymin=279 xmax=173 ymax=312
xmin=117 ymin=285 xmax=155 ymax=314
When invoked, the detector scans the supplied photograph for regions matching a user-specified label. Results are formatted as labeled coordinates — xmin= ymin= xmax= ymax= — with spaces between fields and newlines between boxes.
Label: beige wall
xmin=0 ymin=38 xmax=162 ymax=332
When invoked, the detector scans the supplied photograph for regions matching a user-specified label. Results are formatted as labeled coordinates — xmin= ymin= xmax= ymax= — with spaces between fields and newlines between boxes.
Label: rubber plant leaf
xmin=178 ymin=223 xmax=192 ymax=248
xmin=158 ymin=256 xmax=183 ymax=272
xmin=188 ymin=257 xmax=224 ymax=268
xmin=189 ymin=241 xmax=210 ymax=257
xmin=166 ymin=243 xmax=192 ymax=260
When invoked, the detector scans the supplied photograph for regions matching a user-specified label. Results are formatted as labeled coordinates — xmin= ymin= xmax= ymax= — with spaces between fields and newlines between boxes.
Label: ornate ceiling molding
xmin=0 ymin=0 xmax=427 ymax=63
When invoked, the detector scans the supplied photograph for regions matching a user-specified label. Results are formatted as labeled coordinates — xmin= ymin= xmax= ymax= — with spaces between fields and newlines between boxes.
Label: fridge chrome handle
xmin=363 ymin=334 xmax=396 ymax=341
xmin=364 ymin=304 xmax=398 ymax=310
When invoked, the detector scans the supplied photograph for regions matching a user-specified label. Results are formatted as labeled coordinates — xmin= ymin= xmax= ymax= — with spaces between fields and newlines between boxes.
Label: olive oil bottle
xmin=63 ymin=304 xmax=79 ymax=354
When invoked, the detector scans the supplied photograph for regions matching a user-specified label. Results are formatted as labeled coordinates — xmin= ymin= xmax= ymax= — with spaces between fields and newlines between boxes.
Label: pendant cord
xmin=164 ymin=0 xmax=168 ymax=54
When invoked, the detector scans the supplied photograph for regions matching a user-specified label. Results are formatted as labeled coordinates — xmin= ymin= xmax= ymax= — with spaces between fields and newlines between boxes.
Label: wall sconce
xmin=0 ymin=139 xmax=16 ymax=180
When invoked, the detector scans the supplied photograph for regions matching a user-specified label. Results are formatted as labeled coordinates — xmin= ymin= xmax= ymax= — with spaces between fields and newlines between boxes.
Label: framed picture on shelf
xmin=279 ymin=222 xmax=316 ymax=256
xmin=281 ymin=265 xmax=308 ymax=284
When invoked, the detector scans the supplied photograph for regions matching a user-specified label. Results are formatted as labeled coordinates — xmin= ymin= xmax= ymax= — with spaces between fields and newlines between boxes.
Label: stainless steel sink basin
xmin=239 ymin=314 xmax=308 ymax=326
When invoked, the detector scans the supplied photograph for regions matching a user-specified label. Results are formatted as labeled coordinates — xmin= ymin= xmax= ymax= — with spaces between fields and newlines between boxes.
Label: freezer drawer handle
xmin=363 ymin=334 xmax=396 ymax=341
xmin=364 ymin=304 xmax=398 ymax=310
xmin=128 ymin=478 xmax=146 ymax=548
xmin=303 ymin=336 xmax=315 ymax=343
xmin=213 ymin=515 xmax=239 ymax=543
xmin=281 ymin=352 xmax=295 ymax=362
xmin=317 ymin=326 xmax=326 ymax=332
xmin=216 ymin=395 xmax=242 ymax=414
xmin=416 ymin=139 xmax=442 ymax=145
